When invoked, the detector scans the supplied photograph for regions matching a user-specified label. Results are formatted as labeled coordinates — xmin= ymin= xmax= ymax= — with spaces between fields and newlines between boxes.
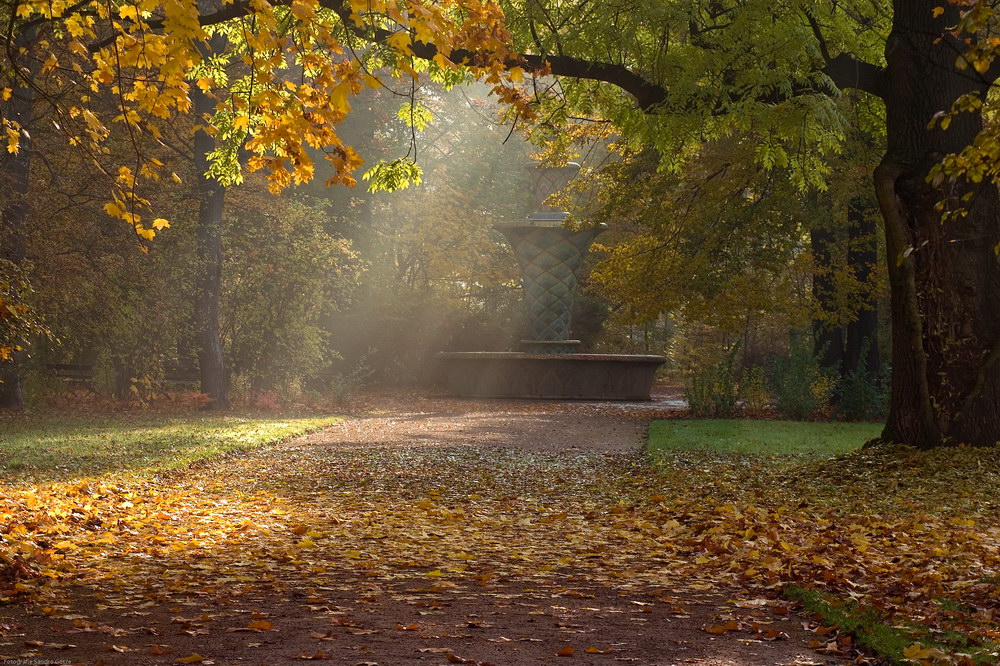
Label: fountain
xmin=437 ymin=163 xmax=665 ymax=400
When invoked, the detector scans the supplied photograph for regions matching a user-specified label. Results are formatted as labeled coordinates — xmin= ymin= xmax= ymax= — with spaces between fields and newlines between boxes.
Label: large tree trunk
xmin=876 ymin=1 xmax=1000 ymax=447
xmin=844 ymin=198 xmax=880 ymax=377
xmin=192 ymin=36 xmax=230 ymax=409
xmin=0 ymin=27 xmax=38 ymax=410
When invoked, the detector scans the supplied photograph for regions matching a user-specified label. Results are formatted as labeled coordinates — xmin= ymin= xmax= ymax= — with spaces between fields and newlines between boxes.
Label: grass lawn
xmin=647 ymin=418 xmax=882 ymax=458
xmin=0 ymin=413 xmax=340 ymax=480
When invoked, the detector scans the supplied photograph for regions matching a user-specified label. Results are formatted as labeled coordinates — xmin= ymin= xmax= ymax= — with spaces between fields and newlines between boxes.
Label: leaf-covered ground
xmin=0 ymin=395 xmax=998 ymax=665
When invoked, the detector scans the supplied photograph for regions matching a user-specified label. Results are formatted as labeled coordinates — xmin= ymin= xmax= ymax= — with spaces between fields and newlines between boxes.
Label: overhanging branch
xmin=821 ymin=52 xmax=885 ymax=99
xmin=81 ymin=0 xmax=884 ymax=112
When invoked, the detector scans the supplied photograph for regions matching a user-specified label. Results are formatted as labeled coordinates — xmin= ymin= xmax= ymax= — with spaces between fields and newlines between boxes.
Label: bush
xmin=767 ymin=336 xmax=831 ymax=420
xmin=685 ymin=345 xmax=740 ymax=417
xmin=834 ymin=341 xmax=889 ymax=421
xmin=741 ymin=366 xmax=771 ymax=415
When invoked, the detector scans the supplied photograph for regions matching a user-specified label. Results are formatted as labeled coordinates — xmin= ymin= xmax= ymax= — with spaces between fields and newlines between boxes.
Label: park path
xmin=1 ymin=392 xmax=858 ymax=665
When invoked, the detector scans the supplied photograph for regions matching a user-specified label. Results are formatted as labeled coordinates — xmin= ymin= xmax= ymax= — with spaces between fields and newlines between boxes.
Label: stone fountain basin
xmin=437 ymin=351 xmax=666 ymax=400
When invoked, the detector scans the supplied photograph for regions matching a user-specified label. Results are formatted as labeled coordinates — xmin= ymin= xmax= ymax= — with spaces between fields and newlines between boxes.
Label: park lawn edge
xmin=784 ymin=584 xmax=1000 ymax=665
xmin=646 ymin=418 xmax=881 ymax=458
xmin=155 ymin=415 xmax=344 ymax=474
xmin=0 ymin=413 xmax=344 ymax=481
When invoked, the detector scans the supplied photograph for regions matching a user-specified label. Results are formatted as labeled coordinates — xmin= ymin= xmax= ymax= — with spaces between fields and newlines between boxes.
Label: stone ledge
xmin=437 ymin=352 xmax=666 ymax=400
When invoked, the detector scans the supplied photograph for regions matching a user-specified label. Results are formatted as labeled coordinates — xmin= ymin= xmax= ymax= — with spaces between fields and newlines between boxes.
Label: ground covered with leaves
xmin=0 ymin=394 xmax=997 ymax=665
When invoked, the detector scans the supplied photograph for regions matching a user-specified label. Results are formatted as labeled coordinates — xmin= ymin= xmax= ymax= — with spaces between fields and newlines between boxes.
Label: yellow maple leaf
xmin=103 ymin=202 xmax=124 ymax=218
xmin=386 ymin=30 xmax=413 ymax=55
xmin=330 ymin=80 xmax=352 ymax=114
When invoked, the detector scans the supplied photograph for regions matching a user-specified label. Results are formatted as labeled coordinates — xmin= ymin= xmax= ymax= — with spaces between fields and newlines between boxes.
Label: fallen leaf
xmin=309 ymin=630 xmax=336 ymax=641
xmin=557 ymin=646 xmax=575 ymax=657
xmin=393 ymin=623 xmax=420 ymax=631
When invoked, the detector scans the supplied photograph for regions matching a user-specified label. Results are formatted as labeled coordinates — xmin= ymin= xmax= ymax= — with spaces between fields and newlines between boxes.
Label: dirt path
xmin=0 ymin=393 xmax=860 ymax=665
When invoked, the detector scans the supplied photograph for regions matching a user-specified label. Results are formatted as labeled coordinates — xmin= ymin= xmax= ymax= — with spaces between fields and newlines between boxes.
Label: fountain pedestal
xmin=438 ymin=351 xmax=665 ymax=400
xmin=438 ymin=163 xmax=665 ymax=400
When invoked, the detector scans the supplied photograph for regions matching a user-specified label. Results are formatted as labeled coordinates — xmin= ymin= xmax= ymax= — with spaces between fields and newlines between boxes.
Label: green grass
xmin=786 ymin=584 xmax=1000 ymax=664
xmin=0 ymin=413 xmax=340 ymax=481
xmin=647 ymin=419 xmax=881 ymax=458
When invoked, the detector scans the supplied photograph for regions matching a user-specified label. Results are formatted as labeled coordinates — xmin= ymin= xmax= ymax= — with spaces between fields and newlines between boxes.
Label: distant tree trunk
xmin=113 ymin=358 xmax=132 ymax=401
xmin=192 ymin=34 xmax=229 ymax=409
xmin=0 ymin=27 xmax=38 ymax=410
xmin=843 ymin=198 xmax=880 ymax=377
xmin=810 ymin=224 xmax=845 ymax=372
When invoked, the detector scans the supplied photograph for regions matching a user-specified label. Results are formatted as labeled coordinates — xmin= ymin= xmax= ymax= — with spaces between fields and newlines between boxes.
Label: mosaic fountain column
xmin=495 ymin=163 xmax=607 ymax=353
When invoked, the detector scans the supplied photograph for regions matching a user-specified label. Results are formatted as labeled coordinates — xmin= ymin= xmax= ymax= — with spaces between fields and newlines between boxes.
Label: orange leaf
xmin=557 ymin=646 xmax=575 ymax=657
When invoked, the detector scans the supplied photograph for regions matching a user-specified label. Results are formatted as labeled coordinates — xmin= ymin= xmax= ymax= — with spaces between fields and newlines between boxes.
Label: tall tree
xmin=0 ymin=25 xmax=41 ymax=409
xmin=495 ymin=1 xmax=999 ymax=447
xmin=192 ymin=33 xmax=229 ymax=408
xmin=843 ymin=197 xmax=880 ymax=378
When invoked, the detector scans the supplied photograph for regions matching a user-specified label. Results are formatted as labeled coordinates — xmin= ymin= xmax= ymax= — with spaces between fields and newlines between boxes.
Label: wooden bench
xmin=46 ymin=363 xmax=201 ymax=395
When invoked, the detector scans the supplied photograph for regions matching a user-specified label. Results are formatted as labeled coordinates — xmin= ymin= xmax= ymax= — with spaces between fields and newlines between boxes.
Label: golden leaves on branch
xmin=12 ymin=0 xmax=529 ymax=236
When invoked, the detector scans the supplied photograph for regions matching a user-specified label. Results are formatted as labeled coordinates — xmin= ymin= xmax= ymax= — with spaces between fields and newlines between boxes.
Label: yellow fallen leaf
xmin=177 ymin=655 xmax=205 ymax=664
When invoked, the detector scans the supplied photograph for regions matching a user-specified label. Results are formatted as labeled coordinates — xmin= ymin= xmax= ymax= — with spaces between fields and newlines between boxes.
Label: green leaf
xmin=362 ymin=159 xmax=423 ymax=193
xmin=397 ymin=103 xmax=434 ymax=131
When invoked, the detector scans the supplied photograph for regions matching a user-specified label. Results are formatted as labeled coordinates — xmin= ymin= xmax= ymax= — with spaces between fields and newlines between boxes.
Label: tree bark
xmin=844 ymin=198 xmax=880 ymax=377
xmin=192 ymin=34 xmax=230 ymax=409
xmin=0 ymin=27 xmax=39 ymax=410
xmin=875 ymin=1 xmax=1000 ymax=447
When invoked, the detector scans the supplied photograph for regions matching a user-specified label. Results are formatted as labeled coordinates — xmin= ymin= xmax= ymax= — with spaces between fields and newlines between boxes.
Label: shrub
xmin=685 ymin=344 xmax=740 ymax=417
xmin=323 ymin=357 xmax=373 ymax=405
xmin=741 ymin=366 xmax=771 ymax=415
xmin=768 ymin=336 xmax=831 ymax=420
xmin=834 ymin=340 xmax=889 ymax=421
